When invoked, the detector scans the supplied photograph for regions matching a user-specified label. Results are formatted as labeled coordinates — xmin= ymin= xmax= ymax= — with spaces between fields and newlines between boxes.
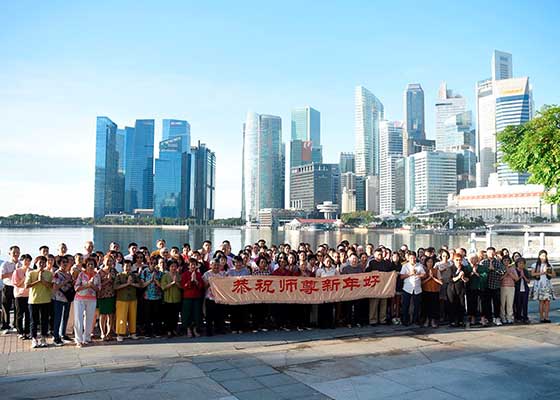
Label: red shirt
xmin=181 ymin=270 xmax=204 ymax=298
xmin=272 ymin=268 xmax=292 ymax=276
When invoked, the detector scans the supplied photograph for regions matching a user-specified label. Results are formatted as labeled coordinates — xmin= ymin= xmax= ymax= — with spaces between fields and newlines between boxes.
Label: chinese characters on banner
xmin=209 ymin=271 xmax=397 ymax=305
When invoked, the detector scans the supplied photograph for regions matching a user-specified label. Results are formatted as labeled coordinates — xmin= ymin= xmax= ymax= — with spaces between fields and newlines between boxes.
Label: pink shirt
xmin=12 ymin=268 xmax=29 ymax=298
xmin=74 ymin=271 xmax=100 ymax=301
xmin=501 ymin=267 xmax=517 ymax=287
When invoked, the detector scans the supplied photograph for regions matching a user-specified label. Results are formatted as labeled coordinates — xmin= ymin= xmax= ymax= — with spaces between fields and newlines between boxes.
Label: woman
xmin=12 ymin=254 xmax=31 ymax=340
xmin=500 ymin=256 xmax=518 ymax=325
xmin=74 ymin=257 xmax=100 ymax=347
xmin=531 ymin=249 xmax=556 ymax=323
xmin=250 ymin=256 xmax=272 ymax=332
xmin=139 ymin=257 xmax=164 ymax=337
xmin=421 ymin=257 xmax=441 ymax=328
xmin=271 ymin=254 xmax=291 ymax=330
xmin=514 ymin=257 xmax=531 ymax=323
xmin=52 ymin=257 xmax=74 ymax=346
xmin=391 ymin=252 xmax=404 ymax=325
xmin=161 ymin=260 xmax=182 ymax=337
xmin=25 ymin=256 xmax=53 ymax=348
xmin=202 ymin=259 xmax=227 ymax=336
xmin=446 ymin=254 xmax=469 ymax=327
xmin=97 ymin=255 xmax=117 ymax=340
xmin=114 ymin=260 xmax=142 ymax=341
xmin=316 ymin=254 xmax=339 ymax=329
xmin=227 ymin=255 xmax=251 ymax=333
xmin=400 ymin=252 xmax=425 ymax=326
xmin=181 ymin=260 xmax=204 ymax=337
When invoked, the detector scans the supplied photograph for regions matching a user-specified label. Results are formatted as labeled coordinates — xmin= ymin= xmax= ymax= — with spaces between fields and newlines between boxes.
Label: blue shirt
xmin=140 ymin=269 xmax=163 ymax=300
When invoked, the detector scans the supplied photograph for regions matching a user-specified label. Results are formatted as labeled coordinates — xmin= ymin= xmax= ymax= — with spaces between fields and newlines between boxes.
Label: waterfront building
xmin=290 ymin=163 xmax=340 ymax=216
xmin=94 ymin=116 xmax=121 ymax=219
xmin=405 ymin=151 xmax=457 ymax=213
xmin=124 ymin=119 xmax=155 ymax=212
xmin=341 ymin=187 xmax=357 ymax=214
xmin=379 ymin=120 xmax=404 ymax=215
xmin=355 ymin=86 xmax=384 ymax=176
xmin=448 ymin=178 xmax=558 ymax=223
xmin=492 ymin=49 xmax=513 ymax=81
xmin=162 ymin=119 xmax=191 ymax=152
xmin=241 ymin=112 xmax=284 ymax=222
xmin=476 ymin=78 xmax=496 ymax=187
xmin=339 ymin=152 xmax=355 ymax=174
xmin=191 ymin=141 xmax=216 ymax=222
xmin=435 ymin=82 xmax=467 ymax=151
xmin=442 ymin=111 xmax=476 ymax=191
xmin=154 ymin=136 xmax=186 ymax=218
xmin=403 ymin=83 xmax=425 ymax=156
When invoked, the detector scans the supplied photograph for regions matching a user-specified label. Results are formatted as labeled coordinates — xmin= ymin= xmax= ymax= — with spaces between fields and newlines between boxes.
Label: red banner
xmin=209 ymin=271 xmax=397 ymax=305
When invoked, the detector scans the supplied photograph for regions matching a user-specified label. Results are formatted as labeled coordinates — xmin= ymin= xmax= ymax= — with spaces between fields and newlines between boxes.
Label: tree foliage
xmin=498 ymin=105 xmax=560 ymax=203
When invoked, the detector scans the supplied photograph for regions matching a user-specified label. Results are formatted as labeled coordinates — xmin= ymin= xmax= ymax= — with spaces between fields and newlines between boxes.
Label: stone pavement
xmin=1 ymin=302 xmax=560 ymax=399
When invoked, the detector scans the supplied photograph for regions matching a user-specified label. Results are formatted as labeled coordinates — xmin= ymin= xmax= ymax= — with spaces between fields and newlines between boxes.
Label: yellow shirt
xmin=25 ymin=270 xmax=53 ymax=304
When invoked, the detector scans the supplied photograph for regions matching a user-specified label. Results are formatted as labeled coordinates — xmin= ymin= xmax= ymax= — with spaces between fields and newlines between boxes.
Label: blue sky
xmin=1 ymin=1 xmax=558 ymax=218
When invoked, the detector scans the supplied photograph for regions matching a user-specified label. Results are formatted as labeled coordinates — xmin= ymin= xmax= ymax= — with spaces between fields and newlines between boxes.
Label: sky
xmin=0 ymin=0 xmax=559 ymax=219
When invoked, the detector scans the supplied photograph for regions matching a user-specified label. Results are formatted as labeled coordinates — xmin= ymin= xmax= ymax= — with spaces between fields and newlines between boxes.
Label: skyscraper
xmin=443 ymin=111 xmax=476 ymax=191
xmin=495 ymin=77 xmax=532 ymax=184
xmin=492 ymin=50 xmax=513 ymax=81
xmin=476 ymin=78 xmax=496 ymax=187
xmin=191 ymin=141 xmax=216 ymax=222
xmin=162 ymin=119 xmax=191 ymax=152
xmin=355 ymin=86 xmax=384 ymax=176
xmin=405 ymin=151 xmax=457 ymax=212
xmin=435 ymin=82 xmax=467 ymax=151
xmin=241 ymin=112 xmax=284 ymax=222
xmin=403 ymin=83 xmax=425 ymax=156
xmin=290 ymin=106 xmax=322 ymax=168
xmin=339 ymin=152 xmax=355 ymax=174
xmin=290 ymin=163 xmax=339 ymax=215
xmin=124 ymin=119 xmax=155 ymax=212
xmin=154 ymin=136 xmax=185 ymax=218
xmin=94 ymin=117 xmax=121 ymax=219
xmin=379 ymin=120 xmax=404 ymax=215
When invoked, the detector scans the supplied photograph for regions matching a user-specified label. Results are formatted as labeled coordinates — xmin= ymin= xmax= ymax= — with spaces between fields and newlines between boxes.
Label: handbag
xmin=60 ymin=283 xmax=76 ymax=302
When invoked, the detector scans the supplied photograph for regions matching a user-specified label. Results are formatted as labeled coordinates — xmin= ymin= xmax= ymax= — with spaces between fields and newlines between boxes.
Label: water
xmin=0 ymin=226 xmax=558 ymax=258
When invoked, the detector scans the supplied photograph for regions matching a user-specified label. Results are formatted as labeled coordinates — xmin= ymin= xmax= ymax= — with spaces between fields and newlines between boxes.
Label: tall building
xmin=191 ymin=141 xmax=216 ymax=222
xmin=124 ymin=119 xmax=155 ymax=212
xmin=365 ymin=175 xmax=380 ymax=214
xmin=115 ymin=128 xmax=126 ymax=213
xmin=241 ymin=112 xmax=284 ymax=222
xmin=443 ymin=111 xmax=476 ymax=191
xmin=290 ymin=106 xmax=321 ymax=168
xmin=154 ymin=136 xmax=186 ymax=218
xmin=94 ymin=117 xmax=121 ymax=219
xmin=405 ymin=151 xmax=457 ymax=212
xmin=379 ymin=120 xmax=404 ymax=215
xmin=339 ymin=152 xmax=355 ymax=174
xmin=476 ymin=50 xmax=531 ymax=187
xmin=162 ymin=119 xmax=191 ymax=152
xmin=403 ymin=83 xmax=425 ymax=156
xmin=290 ymin=163 xmax=339 ymax=216
xmin=492 ymin=50 xmax=513 ymax=81
xmin=355 ymin=86 xmax=384 ymax=176
xmin=435 ymin=82 xmax=467 ymax=151
xmin=495 ymin=77 xmax=532 ymax=184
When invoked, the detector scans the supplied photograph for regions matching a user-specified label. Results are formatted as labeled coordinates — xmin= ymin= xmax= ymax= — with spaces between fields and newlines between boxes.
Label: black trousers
xmin=251 ymin=304 xmax=269 ymax=330
xmin=422 ymin=292 xmax=440 ymax=320
xmin=514 ymin=289 xmax=529 ymax=321
xmin=144 ymin=300 xmax=162 ymax=335
xmin=447 ymin=285 xmax=465 ymax=324
xmin=344 ymin=300 xmax=364 ymax=326
xmin=29 ymin=302 xmax=50 ymax=339
xmin=229 ymin=305 xmax=248 ymax=332
xmin=318 ymin=303 xmax=335 ymax=329
xmin=205 ymin=298 xmax=224 ymax=335
xmin=163 ymin=302 xmax=181 ymax=333
xmin=15 ymin=296 xmax=30 ymax=335
xmin=486 ymin=288 xmax=501 ymax=319
xmin=402 ymin=292 xmax=421 ymax=325
xmin=1 ymin=285 xmax=15 ymax=328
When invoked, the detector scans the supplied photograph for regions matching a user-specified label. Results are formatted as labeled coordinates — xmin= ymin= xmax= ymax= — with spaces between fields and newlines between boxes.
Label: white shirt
xmin=1 ymin=260 xmax=19 ymax=286
xmin=400 ymin=263 xmax=425 ymax=295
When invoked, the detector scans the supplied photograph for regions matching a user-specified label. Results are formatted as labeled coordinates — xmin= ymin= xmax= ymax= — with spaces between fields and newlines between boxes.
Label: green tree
xmin=498 ymin=105 xmax=560 ymax=203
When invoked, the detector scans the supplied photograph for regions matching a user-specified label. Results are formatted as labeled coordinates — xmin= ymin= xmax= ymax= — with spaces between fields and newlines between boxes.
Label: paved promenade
xmin=1 ymin=301 xmax=559 ymax=400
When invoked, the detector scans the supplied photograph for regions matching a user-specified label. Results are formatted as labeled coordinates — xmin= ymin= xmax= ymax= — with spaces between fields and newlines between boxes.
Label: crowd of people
xmin=0 ymin=238 xmax=556 ymax=349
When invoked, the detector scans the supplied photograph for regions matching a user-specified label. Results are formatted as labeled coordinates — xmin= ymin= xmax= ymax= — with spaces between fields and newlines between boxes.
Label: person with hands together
xmin=25 ymin=256 xmax=53 ymax=348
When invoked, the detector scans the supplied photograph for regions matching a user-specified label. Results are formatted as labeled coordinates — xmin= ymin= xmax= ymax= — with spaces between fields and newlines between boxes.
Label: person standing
xmin=400 ymin=252 xmax=426 ymax=326
xmin=421 ymin=257 xmax=442 ymax=328
xmin=481 ymin=247 xmax=505 ymax=326
xmin=97 ymin=255 xmax=117 ymax=340
xmin=365 ymin=248 xmax=393 ymax=325
xmin=25 ymin=256 xmax=53 ymax=348
xmin=139 ymin=258 xmax=164 ymax=337
xmin=52 ymin=257 xmax=74 ymax=346
xmin=12 ymin=254 xmax=31 ymax=339
xmin=1 ymin=245 xmax=20 ymax=332
xmin=500 ymin=256 xmax=518 ymax=324
xmin=531 ymin=250 xmax=556 ymax=323
xmin=161 ymin=260 xmax=182 ymax=337
xmin=181 ymin=260 xmax=204 ymax=337
xmin=73 ymin=258 xmax=100 ymax=347
xmin=202 ymin=259 xmax=226 ymax=336
xmin=513 ymin=257 xmax=531 ymax=323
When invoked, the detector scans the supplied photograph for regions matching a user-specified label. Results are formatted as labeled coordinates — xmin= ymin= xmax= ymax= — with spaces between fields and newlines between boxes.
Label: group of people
xmin=0 ymin=238 xmax=556 ymax=349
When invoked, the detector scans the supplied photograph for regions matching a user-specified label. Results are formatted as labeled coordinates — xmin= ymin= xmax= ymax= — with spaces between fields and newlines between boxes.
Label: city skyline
xmin=1 ymin=1 xmax=559 ymax=218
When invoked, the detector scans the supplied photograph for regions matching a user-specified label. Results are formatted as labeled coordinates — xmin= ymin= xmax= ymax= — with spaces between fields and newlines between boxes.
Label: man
xmin=124 ymin=242 xmax=138 ymax=261
xmin=400 ymin=251 xmax=426 ymax=326
xmin=83 ymin=241 xmax=95 ymax=259
xmin=39 ymin=246 xmax=49 ymax=258
xmin=1 ymin=246 xmax=20 ymax=332
xmin=150 ymin=239 xmax=166 ymax=258
xmin=480 ymin=247 xmax=505 ymax=326
xmin=109 ymin=242 xmax=120 ymax=252
xmin=365 ymin=248 xmax=393 ymax=325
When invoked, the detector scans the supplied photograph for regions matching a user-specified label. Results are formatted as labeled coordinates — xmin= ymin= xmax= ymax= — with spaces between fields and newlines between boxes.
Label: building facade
xmin=94 ymin=117 xmax=121 ymax=219
xmin=124 ymin=119 xmax=155 ymax=212
xmin=339 ymin=152 xmax=355 ymax=174
xmin=403 ymin=83 xmax=425 ymax=156
xmin=241 ymin=112 xmax=284 ymax=222
xmin=435 ymin=82 xmax=467 ymax=151
xmin=355 ymin=86 xmax=384 ymax=176
xmin=154 ymin=136 xmax=186 ymax=218
xmin=379 ymin=120 xmax=404 ymax=215
xmin=290 ymin=163 xmax=339 ymax=216
xmin=191 ymin=141 xmax=216 ymax=222
xmin=405 ymin=151 xmax=457 ymax=212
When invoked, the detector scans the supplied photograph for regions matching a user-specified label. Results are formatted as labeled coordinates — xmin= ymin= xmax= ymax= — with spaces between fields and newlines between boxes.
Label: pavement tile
xmin=219 ymin=377 xmax=264 ymax=393
xmin=254 ymin=372 xmax=300 ymax=387
xmin=195 ymin=360 xmax=236 ymax=372
xmin=309 ymin=372 xmax=414 ymax=399
xmin=161 ymin=361 xmax=205 ymax=381
xmin=233 ymin=388 xmax=285 ymax=400
xmin=240 ymin=364 xmax=278 ymax=377
xmin=209 ymin=367 xmax=250 ymax=382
